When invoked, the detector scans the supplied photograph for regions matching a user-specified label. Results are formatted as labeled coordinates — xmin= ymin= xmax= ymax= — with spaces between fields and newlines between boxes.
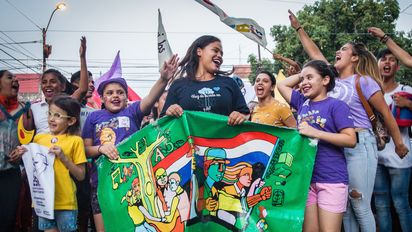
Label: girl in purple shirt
xmin=288 ymin=10 xmax=408 ymax=231
xmin=278 ymin=60 xmax=356 ymax=232
xmin=82 ymin=55 xmax=179 ymax=231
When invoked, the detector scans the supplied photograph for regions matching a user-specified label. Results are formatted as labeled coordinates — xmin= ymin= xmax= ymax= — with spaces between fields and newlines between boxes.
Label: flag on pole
xmin=195 ymin=0 xmax=267 ymax=48
xmin=157 ymin=9 xmax=173 ymax=70
xmin=274 ymin=69 xmax=289 ymax=106
xmin=90 ymin=52 xmax=141 ymax=108
xmin=95 ymin=51 xmax=122 ymax=89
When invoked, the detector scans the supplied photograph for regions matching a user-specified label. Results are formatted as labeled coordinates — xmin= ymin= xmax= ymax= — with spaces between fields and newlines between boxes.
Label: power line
xmin=0 ymin=40 xmax=41 ymax=45
xmin=4 ymin=0 xmax=42 ymax=30
xmin=401 ymin=3 xmax=412 ymax=13
xmin=0 ymin=31 xmax=39 ymax=62
xmin=0 ymin=48 xmax=39 ymax=73
xmin=0 ymin=59 xmax=19 ymax=70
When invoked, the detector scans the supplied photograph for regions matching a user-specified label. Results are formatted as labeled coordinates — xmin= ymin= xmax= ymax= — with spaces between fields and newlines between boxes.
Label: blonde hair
xmin=223 ymin=162 xmax=252 ymax=183
xmin=350 ymin=42 xmax=383 ymax=89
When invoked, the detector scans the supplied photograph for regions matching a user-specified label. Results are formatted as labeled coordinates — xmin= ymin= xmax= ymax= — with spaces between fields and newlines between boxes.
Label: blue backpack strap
xmin=0 ymin=104 xmax=11 ymax=118
xmin=11 ymin=101 xmax=31 ymax=121
xmin=0 ymin=102 xmax=31 ymax=121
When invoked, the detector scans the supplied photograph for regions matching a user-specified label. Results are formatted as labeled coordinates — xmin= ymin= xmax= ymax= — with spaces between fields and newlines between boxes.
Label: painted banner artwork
xmin=97 ymin=111 xmax=316 ymax=231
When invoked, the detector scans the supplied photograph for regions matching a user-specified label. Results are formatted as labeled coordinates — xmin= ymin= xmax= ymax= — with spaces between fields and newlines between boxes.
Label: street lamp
xmin=42 ymin=2 xmax=66 ymax=72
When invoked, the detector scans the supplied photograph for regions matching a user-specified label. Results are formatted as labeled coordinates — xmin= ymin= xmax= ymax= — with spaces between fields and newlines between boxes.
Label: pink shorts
xmin=306 ymin=182 xmax=348 ymax=213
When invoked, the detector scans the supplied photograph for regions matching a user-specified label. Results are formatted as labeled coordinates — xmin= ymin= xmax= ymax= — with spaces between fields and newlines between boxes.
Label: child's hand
xmin=99 ymin=144 xmax=119 ymax=160
xmin=49 ymin=145 xmax=67 ymax=162
xmin=298 ymin=121 xmax=320 ymax=139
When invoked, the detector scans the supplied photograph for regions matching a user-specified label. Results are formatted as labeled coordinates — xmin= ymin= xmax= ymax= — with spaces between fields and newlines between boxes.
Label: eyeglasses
xmin=47 ymin=111 xmax=72 ymax=119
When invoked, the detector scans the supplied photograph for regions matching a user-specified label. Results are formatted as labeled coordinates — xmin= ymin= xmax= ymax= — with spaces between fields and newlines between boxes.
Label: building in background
xmin=16 ymin=74 xmax=42 ymax=102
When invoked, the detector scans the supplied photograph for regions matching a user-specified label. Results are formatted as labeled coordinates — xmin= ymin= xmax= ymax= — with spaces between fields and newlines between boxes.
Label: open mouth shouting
xmin=256 ymin=85 xmax=265 ymax=96
xmin=382 ymin=65 xmax=391 ymax=74
xmin=212 ymin=57 xmax=222 ymax=69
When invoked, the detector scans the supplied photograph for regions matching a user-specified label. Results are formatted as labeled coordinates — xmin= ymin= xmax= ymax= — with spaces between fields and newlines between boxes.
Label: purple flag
xmin=95 ymin=50 xmax=122 ymax=89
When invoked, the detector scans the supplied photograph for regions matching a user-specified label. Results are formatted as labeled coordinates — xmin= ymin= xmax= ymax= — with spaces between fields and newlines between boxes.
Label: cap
xmin=97 ymin=78 xmax=128 ymax=96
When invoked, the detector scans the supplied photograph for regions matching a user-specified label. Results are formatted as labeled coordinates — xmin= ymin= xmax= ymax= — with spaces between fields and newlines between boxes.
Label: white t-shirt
xmin=378 ymin=84 xmax=412 ymax=168
xmin=80 ymin=106 xmax=96 ymax=130
xmin=31 ymin=100 xmax=49 ymax=135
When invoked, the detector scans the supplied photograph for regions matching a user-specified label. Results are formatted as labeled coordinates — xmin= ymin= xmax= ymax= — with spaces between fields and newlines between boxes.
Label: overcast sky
xmin=1 ymin=0 xmax=411 ymax=97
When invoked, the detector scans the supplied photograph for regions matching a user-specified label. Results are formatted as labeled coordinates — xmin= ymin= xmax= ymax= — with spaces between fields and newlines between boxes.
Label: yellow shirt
xmin=251 ymin=100 xmax=293 ymax=127
xmin=34 ymin=133 xmax=87 ymax=210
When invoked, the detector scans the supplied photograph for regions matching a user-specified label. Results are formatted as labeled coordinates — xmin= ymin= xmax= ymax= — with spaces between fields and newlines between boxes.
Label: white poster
xmin=22 ymin=143 xmax=55 ymax=219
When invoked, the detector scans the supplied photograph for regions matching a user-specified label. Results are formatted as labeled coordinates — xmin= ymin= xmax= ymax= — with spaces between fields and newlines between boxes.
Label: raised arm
xmin=288 ymin=10 xmax=328 ymax=63
xmin=71 ymin=36 xmax=89 ymax=101
xmin=140 ymin=54 xmax=179 ymax=114
xmin=277 ymin=73 xmax=302 ymax=103
xmin=273 ymin=53 xmax=301 ymax=71
xmin=368 ymin=27 xmax=412 ymax=68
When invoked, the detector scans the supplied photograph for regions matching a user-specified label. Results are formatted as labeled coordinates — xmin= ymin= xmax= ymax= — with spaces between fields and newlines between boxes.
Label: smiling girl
xmin=17 ymin=96 xmax=87 ymax=232
xmin=162 ymin=35 xmax=249 ymax=125
xmin=278 ymin=60 xmax=356 ymax=232
xmin=81 ymin=55 xmax=179 ymax=231
xmin=288 ymin=10 xmax=408 ymax=231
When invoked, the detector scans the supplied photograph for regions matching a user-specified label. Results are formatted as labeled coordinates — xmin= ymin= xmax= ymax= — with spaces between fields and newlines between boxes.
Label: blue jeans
xmin=38 ymin=210 xmax=78 ymax=232
xmin=343 ymin=129 xmax=377 ymax=232
xmin=374 ymin=165 xmax=412 ymax=232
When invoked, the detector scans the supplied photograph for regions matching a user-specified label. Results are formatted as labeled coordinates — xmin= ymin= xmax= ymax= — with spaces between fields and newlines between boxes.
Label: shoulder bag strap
xmin=354 ymin=74 xmax=377 ymax=127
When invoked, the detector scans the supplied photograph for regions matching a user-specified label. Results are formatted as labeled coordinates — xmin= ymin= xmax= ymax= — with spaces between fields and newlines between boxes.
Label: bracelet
xmin=296 ymin=26 xmax=302 ymax=32
xmin=380 ymin=34 xmax=390 ymax=43
xmin=97 ymin=144 xmax=103 ymax=154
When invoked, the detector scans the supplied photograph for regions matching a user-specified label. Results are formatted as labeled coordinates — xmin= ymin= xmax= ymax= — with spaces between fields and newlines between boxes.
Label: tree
xmin=247 ymin=54 xmax=277 ymax=84
xmin=248 ymin=0 xmax=412 ymax=85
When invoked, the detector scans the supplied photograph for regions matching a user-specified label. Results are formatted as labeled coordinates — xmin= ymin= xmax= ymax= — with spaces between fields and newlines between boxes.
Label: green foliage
xmin=247 ymin=0 xmax=412 ymax=86
xmin=247 ymin=54 xmax=277 ymax=84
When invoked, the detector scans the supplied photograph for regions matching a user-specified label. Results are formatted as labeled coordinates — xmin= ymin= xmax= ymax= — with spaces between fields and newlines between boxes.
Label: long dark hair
xmin=177 ymin=35 xmax=231 ymax=80
xmin=42 ymin=69 xmax=72 ymax=95
xmin=49 ymin=95 xmax=81 ymax=135
xmin=303 ymin=60 xmax=336 ymax=92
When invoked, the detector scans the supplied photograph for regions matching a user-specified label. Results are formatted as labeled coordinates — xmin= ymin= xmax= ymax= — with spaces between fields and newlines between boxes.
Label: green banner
xmin=97 ymin=111 xmax=316 ymax=232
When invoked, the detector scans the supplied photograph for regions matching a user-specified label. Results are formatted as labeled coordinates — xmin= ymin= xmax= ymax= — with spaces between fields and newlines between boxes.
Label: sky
xmin=1 ymin=0 xmax=412 ymax=97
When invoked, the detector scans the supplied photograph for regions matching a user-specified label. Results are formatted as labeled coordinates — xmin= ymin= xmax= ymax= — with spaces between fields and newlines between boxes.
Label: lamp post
xmin=42 ymin=2 xmax=66 ymax=72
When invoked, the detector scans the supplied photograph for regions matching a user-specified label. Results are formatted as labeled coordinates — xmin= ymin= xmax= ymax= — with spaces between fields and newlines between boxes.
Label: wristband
xmin=296 ymin=26 xmax=302 ymax=32
xmin=380 ymin=34 xmax=390 ymax=43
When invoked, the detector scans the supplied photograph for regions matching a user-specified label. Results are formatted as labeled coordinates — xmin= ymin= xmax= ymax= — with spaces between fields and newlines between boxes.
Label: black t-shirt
xmin=162 ymin=75 xmax=249 ymax=116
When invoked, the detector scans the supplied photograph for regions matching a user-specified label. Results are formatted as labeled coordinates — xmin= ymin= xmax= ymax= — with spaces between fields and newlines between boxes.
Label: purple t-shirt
xmin=82 ymin=101 xmax=144 ymax=187
xmin=291 ymin=91 xmax=354 ymax=184
xmin=328 ymin=75 xmax=381 ymax=128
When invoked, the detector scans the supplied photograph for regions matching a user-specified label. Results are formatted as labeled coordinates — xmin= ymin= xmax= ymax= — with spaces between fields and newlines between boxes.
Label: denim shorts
xmin=38 ymin=210 xmax=78 ymax=232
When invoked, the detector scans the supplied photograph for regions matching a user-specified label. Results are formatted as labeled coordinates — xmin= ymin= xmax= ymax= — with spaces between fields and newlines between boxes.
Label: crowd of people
xmin=1 ymin=9 xmax=412 ymax=232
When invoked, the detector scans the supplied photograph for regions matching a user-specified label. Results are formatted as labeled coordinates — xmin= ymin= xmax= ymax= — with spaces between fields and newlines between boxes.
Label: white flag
xmin=157 ymin=9 xmax=173 ymax=70
xmin=22 ymin=143 xmax=55 ymax=219
xmin=195 ymin=0 xmax=267 ymax=47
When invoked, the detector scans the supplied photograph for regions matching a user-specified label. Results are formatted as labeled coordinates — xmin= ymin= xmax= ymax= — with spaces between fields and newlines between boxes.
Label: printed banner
xmin=22 ymin=143 xmax=55 ymax=219
xmin=98 ymin=111 xmax=316 ymax=231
